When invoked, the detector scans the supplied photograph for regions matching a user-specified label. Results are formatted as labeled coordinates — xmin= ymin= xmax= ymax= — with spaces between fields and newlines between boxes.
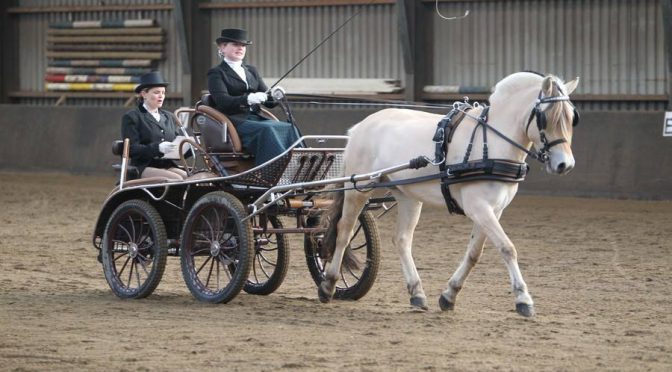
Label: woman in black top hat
xmin=207 ymin=28 xmax=301 ymax=166
xmin=121 ymin=71 xmax=187 ymax=180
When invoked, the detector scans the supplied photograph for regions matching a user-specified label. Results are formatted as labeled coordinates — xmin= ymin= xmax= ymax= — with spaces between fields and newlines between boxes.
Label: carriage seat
xmin=195 ymin=94 xmax=244 ymax=153
xmin=111 ymin=140 xmax=188 ymax=183
xmin=112 ymin=140 xmax=139 ymax=180
xmin=195 ymin=93 xmax=280 ymax=155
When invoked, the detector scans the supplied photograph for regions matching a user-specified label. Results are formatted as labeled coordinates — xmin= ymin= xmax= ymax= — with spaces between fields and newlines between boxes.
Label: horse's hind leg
xmin=466 ymin=207 xmax=535 ymax=317
xmin=439 ymin=224 xmax=487 ymax=311
xmin=320 ymin=190 xmax=370 ymax=301
xmin=391 ymin=192 xmax=427 ymax=310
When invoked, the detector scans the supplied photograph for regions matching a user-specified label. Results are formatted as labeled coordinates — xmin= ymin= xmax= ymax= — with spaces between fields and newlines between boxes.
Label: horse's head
xmin=525 ymin=75 xmax=580 ymax=175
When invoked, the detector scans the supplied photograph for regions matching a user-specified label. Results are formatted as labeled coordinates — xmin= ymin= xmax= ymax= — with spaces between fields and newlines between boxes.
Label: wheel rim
xmin=183 ymin=203 xmax=243 ymax=296
xmin=106 ymin=210 xmax=159 ymax=294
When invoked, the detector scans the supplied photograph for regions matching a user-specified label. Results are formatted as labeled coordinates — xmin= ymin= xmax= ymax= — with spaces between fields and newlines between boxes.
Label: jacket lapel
xmin=243 ymin=65 xmax=257 ymax=89
xmin=220 ymin=61 xmax=248 ymax=87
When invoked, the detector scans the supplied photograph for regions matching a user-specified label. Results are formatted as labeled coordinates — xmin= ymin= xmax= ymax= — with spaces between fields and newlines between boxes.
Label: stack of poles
xmin=45 ymin=19 xmax=164 ymax=92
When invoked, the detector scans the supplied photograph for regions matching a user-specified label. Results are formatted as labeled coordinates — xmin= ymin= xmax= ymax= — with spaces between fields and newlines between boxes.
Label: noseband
xmin=525 ymin=91 xmax=580 ymax=162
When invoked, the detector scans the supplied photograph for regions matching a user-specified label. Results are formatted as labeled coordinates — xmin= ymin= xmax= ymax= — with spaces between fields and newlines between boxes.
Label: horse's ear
xmin=541 ymin=76 xmax=554 ymax=96
xmin=564 ymin=77 xmax=580 ymax=95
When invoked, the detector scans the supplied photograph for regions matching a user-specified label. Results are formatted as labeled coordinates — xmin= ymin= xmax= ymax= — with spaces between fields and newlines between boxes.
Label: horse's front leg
xmin=392 ymin=193 xmax=427 ymax=310
xmin=439 ymin=224 xmax=487 ymax=311
xmin=467 ymin=207 xmax=535 ymax=317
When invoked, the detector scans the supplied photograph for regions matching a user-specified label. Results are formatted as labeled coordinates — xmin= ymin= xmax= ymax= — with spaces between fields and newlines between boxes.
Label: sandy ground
xmin=0 ymin=171 xmax=670 ymax=371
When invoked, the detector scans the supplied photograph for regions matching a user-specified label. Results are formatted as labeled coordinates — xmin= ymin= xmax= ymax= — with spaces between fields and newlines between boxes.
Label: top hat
xmin=135 ymin=71 xmax=169 ymax=93
xmin=216 ymin=28 xmax=252 ymax=45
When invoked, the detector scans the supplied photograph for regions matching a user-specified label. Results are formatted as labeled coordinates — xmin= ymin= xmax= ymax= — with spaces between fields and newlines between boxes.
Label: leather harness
xmin=433 ymin=104 xmax=528 ymax=215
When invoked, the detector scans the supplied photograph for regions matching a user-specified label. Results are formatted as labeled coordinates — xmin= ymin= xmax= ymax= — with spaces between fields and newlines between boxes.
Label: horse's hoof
xmin=438 ymin=295 xmax=454 ymax=311
xmin=317 ymin=283 xmax=333 ymax=303
xmin=516 ymin=303 xmax=535 ymax=317
xmin=410 ymin=296 xmax=428 ymax=311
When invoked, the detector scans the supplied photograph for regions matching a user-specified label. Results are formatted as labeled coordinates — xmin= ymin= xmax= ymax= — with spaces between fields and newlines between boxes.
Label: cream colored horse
xmin=319 ymin=72 xmax=579 ymax=317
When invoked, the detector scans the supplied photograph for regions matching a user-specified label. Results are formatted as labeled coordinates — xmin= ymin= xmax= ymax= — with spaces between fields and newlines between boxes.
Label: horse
xmin=318 ymin=71 xmax=579 ymax=317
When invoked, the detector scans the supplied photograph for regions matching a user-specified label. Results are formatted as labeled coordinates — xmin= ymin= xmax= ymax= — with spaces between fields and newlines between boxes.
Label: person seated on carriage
xmin=121 ymin=71 xmax=187 ymax=181
xmin=207 ymin=28 xmax=301 ymax=166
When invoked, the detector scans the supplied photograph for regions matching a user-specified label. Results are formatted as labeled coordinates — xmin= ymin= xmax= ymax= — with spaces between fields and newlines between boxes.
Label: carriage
xmin=91 ymin=90 xmax=390 ymax=304
xmin=93 ymin=72 xmax=579 ymax=316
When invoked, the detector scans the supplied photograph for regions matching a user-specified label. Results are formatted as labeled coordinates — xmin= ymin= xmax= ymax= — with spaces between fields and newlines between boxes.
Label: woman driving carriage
xmin=207 ymin=28 xmax=301 ymax=166
xmin=121 ymin=71 xmax=187 ymax=180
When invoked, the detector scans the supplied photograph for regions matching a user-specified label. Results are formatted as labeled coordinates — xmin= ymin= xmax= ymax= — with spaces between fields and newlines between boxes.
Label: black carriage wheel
xmin=180 ymin=191 xmax=253 ymax=303
xmin=101 ymin=199 xmax=168 ymax=299
xmin=244 ymin=215 xmax=290 ymax=295
xmin=304 ymin=210 xmax=380 ymax=300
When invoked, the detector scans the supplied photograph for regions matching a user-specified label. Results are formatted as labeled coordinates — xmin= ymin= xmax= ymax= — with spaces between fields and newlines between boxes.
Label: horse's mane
xmin=490 ymin=72 xmax=574 ymax=138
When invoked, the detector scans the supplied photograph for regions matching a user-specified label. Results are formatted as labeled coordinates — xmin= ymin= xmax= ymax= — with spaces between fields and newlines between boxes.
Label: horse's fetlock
xmin=447 ymin=279 xmax=462 ymax=293
xmin=512 ymin=284 xmax=528 ymax=294
xmin=407 ymin=281 xmax=424 ymax=297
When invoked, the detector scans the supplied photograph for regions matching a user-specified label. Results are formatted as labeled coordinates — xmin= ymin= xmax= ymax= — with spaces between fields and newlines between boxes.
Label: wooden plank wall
xmin=45 ymin=19 xmax=164 ymax=94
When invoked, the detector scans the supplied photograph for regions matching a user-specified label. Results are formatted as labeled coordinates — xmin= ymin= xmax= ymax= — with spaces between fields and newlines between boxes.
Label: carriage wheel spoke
xmin=339 ymin=270 xmax=350 ymax=288
xmin=118 ymin=224 xmax=133 ymax=244
xmin=212 ymin=208 xmax=226 ymax=242
xmin=254 ymin=253 xmax=273 ymax=280
xmin=219 ymin=254 xmax=234 ymax=280
xmin=216 ymin=255 xmax=221 ymax=289
xmin=200 ymin=213 xmax=216 ymax=241
xmin=343 ymin=263 xmax=361 ymax=281
xmin=127 ymin=215 xmax=137 ymax=242
xmin=350 ymin=242 xmax=367 ymax=251
xmin=191 ymin=246 xmax=210 ymax=256
xmin=347 ymin=224 xmax=363 ymax=246
xmin=118 ymin=255 xmax=131 ymax=276
xmin=112 ymin=245 xmax=129 ymax=261
xmin=126 ymin=258 xmax=135 ymax=288
xmin=134 ymin=260 xmax=142 ymax=288
xmin=137 ymin=221 xmax=148 ymax=245
xmin=137 ymin=255 xmax=151 ymax=275
xmin=204 ymin=256 xmax=216 ymax=287
xmin=195 ymin=255 xmax=213 ymax=275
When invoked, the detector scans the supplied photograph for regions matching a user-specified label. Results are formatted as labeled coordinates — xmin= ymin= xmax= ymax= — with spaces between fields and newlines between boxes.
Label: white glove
xmin=159 ymin=141 xmax=177 ymax=155
xmin=271 ymin=86 xmax=286 ymax=101
xmin=247 ymin=92 xmax=268 ymax=105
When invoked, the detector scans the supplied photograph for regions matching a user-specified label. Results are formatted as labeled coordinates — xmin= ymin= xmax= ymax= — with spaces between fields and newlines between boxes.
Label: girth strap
xmin=435 ymin=106 xmax=469 ymax=214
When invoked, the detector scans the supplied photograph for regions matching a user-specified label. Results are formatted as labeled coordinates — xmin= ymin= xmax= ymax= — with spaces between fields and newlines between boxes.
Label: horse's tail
xmin=318 ymin=185 xmax=361 ymax=271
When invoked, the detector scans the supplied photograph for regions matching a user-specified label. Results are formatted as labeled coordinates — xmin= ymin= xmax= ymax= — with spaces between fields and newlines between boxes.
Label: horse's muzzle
xmin=547 ymin=159 xmax=575 ymax=175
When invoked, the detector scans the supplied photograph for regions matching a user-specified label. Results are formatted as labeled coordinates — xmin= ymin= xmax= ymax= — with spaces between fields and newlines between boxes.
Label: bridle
xmin=525 ymin=90 xmax=580 ymax=162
